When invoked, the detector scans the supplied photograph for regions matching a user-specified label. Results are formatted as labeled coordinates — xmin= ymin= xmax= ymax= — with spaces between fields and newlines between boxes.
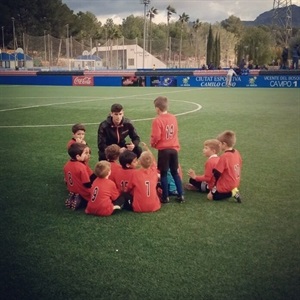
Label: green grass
xmin=0 ymin=86 xmax=299 ymax=300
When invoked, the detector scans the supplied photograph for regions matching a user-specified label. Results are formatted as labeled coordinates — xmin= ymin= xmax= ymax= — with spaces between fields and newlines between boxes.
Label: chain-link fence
xmin=17 ymin=33 xmax=236 ymax=70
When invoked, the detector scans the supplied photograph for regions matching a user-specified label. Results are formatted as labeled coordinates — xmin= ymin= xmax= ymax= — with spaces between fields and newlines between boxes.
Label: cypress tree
xmin=206 ymin=25 xmax=213 ymax=66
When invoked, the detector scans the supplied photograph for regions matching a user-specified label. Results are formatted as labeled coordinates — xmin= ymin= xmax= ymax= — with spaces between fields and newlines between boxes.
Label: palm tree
xmin=178 ymin=12 xmax=189 ymax=68
xmin=146 ymin=6 xmax=158 ymax=54
xmin=193 ymin=19 xmax=201 ymax=67
xmin=166 ymin=5 xmax=176 ymax=65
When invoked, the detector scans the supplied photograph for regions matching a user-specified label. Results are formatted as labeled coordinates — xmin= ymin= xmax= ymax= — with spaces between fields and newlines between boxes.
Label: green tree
xmin=192 ymin=19 xmax=202 ymax=67
xmin=178 ymin=12 xmax=189 ymax=67
xmin=147 ymin=6 xmax=158 ymax=54
xmin=206 ymin=25 xmax=214 ymax=66
xmin=220 ymin=15 xmax=244 ymax=38
xmin=166 ymin=5 xmax=176 ymax=64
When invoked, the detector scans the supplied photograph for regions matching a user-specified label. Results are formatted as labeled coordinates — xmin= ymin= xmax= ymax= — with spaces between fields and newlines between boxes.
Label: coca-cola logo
xmin=72 ymin=76 xmax=94 ymax=86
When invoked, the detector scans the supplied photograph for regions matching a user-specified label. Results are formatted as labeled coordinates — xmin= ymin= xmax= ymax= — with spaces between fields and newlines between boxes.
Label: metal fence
xmin=17 ymin=33 xmax=236 ymax=70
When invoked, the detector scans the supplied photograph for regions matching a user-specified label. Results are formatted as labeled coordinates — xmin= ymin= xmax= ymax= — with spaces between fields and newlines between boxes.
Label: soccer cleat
xmin=176 ymin=195 xmax=185 ymax=203
xmin=71 ymin=194 xmax=82 ymax=210
xmin=65 ymin=192 xmax=75 ymax=209
xmin=160 ymin=197 xmax=170 ymax=204
xmin=232 ymin=188 xmax=242 ymax=203
xmin=113 ymin=205 xmax=121 ymax=210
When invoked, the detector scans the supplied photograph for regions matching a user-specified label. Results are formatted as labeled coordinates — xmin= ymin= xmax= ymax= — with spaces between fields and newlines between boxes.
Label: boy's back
xmin=130 ymin=165 xmax=161 ymax=213
xmin=151 ymin=113 xmax=180 ymax=151
xmin=113 ymin=168 xmax=136 ymax=193
xmin=85 ymin=177 xmax=120 ymax=216
xmin=215 ymin=149 xmax=242 ymax=193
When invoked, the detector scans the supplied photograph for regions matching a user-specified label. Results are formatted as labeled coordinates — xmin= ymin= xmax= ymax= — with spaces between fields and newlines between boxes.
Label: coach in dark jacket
xmin=97 ymin=103 xmax=142 ymax=160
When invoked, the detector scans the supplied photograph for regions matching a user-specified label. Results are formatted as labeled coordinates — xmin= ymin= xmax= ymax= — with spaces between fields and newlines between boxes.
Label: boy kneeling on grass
xmin=85 ymin=161 xmax=130 ymax=217
xmin=207 ymin=130 xmax=242 ymax=203
xmin=64 ymin=143 xmax=95 ymax=210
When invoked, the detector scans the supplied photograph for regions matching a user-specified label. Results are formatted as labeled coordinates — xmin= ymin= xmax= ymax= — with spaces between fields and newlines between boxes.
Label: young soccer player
xmin=85 ymin=161 xmax=127 ymax=217
xmin=104 ymin=144 xmax=122 ymax=182
xmin=128 ymin=149 xmax=161 ymax=213
xmin=112 ymin=150 xmax=138 ymax=192
xmin=150 ymin=96 xmax=184 ymax=203
xmin=207 ymin=130 xmax=242 ymax=203
xmin=63 ymin=143 xmax=93 ymax=210
xmin=185 ymin=139 xmax=220 ymax=193
xmin=67 ymin=123 xmax=87 ymax=149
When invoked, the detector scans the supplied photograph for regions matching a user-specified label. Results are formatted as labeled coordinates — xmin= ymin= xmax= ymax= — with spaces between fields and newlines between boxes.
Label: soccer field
xmin=0 ymin=85 xmax=299 ymax=299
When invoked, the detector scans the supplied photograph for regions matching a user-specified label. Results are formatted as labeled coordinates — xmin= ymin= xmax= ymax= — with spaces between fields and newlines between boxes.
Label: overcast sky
xmin=62 ymin=0 xmax=300 ymax=25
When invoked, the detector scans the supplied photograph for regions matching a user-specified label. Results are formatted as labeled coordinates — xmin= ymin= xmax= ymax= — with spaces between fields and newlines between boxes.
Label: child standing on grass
xmin=85 ymin=161 xmax=128 ymax=217
xmin=150 ymin=96 xmax=184 ymax=203
xmin=128 ymin=143 xmax=161 ymax=213
xmin=67 ymin=123 xmax=87 ymax=149
xmin=185 ymin=139 xmax=220 ymax=193
xmin=104 ymin=144 xmax=122 ymax=182
xmin=64 ymin=143 xmax=93 ymax=210
xmin=207 ymin=130 xmax=242 ymax=203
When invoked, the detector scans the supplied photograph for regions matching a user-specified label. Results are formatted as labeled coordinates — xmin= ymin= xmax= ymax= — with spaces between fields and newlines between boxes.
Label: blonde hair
xmin=139 ymin=151 xmax=153 ymax=169
xmin=154 ymin=96 xmax=168 ymax=112
xmin=204 ymin=139 xmax=221 ymax=153
xmin=94 ymin=161 xmax=111 ymax=178
xmin=217 ymin=130 xmax=236 ymax=147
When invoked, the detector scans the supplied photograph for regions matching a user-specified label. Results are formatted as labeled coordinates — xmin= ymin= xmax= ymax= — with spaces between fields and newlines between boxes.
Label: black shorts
xmin=212 ymin=190 xmax=232 ymax=201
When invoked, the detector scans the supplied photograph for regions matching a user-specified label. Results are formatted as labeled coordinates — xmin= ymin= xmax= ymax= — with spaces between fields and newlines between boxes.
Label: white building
xmin=91 ymin=44 xmax=166 ymax=69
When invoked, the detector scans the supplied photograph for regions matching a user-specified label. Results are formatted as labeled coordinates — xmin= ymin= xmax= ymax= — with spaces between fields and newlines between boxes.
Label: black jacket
xmin=97 ymin=116 xmax=141 ymax=155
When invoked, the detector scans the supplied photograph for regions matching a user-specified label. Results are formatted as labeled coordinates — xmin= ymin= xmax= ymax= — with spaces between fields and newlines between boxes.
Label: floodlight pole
xmin=66 ymin=24 xmax=70 ymax=70
xmin=140 ymin=0 xmax=150 ymax=69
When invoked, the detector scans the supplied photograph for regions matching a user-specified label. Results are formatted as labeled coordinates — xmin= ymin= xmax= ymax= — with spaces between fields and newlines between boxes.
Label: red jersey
xmin=108 ymin=161 xmax=122 ymax=183
xmin=129 ymin=165 xmax=161 ymax=213
xmin=151 ymin=113 xmax=180 ymax=151
xmin=85 ymin=178 xmax=120 ymax=216
xmin=215 ymin=150 xmax=242 ymax=193
xmin=66 ymin=138 xmax=76 ymax=150
xmin=195 ymin=155 xmax=219 ymax=190
xmin=63 ymin=160 xmax=91 ymax=200
xmin=112 ymin=168 xmax=136 ymax=193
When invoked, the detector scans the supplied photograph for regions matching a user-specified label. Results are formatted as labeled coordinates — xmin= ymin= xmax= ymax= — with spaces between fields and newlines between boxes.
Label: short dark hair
xmin=68 ymin=143 xmax=87 ymax=159
xmin=111 ymin=103 xmax=123 ymax=113
xmin=71 ymin=123 xmax=85 ymax=134
xmin=119 ymin=150 xmax=137 ymax=169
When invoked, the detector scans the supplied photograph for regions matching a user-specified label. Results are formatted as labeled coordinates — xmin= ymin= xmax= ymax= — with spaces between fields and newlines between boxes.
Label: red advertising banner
xmin=72 ymin=76 xmax=94 ymax=86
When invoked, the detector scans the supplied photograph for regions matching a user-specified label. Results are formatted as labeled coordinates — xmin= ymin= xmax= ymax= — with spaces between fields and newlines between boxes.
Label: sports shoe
xmin=232 ymin=188 xmax=242 ymax=203
xmin=176 ymin=195 xmax=185 ymax=203
xmin=71 ymin=194 xmax=82 ymax=210
xmin=65 ymin=192 xmax=75 ymax=209
xmin=160 ymin=197 xmax=170 ymax=204
xmin=184 ymin=183 xmax=198 ymax=191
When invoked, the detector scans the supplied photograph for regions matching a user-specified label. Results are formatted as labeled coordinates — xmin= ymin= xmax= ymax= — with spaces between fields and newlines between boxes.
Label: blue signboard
xmin=177 ymin=75 xmax=300 ymax=88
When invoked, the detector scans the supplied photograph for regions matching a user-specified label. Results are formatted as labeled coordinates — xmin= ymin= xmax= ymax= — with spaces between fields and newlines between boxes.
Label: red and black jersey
xmin=112 ymin=168 xmax=136 ymax=193
xmin=63 ymin=160 xmax=91 ymax=200
xmin=195 ymin=155 xmax=219 ymax=190
xmin=214 ymin=150 xmax=242 ymax=193
xmin=129 ymin=165 xmax=161 ymax=213
xmin=151 ymin=113 xmax=180 ymax=151
xmin=85 ymin=178 xmax=120 ymax=216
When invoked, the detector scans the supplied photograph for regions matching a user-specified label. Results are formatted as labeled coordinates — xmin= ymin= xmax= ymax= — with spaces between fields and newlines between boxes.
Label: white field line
xmin=0 ymin=89 xmax=202 ymax=128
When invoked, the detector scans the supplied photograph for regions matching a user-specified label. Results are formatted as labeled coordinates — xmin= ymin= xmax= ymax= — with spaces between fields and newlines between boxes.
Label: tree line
xmin=1 ymin=0 xmax=300 ymax=67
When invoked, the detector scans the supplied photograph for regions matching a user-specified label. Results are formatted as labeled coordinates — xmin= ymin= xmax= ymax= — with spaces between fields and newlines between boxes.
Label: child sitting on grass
xmin=104 ymin=144 xmax=122 ymax=183
xmin=85 ymin=161 xmax=128 ymax=217
xmin=64 ymin=143 xmax=94 ymax=210
xmin=207 ymin=130 xmax=242 ymax=203
xmin=185 ymin=139 xmax=220 ymax=193
xmin=128 ymin=143 xmax=161 ymax=213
